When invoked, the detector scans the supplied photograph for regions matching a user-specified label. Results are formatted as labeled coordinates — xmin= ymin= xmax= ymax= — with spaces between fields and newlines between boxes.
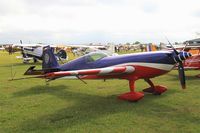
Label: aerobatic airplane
xmin=15 ymin=46 xmax=192 ymax=102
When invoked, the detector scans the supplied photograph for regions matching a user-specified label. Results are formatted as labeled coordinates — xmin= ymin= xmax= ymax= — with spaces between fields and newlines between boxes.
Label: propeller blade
xmin=183 ymin=42 xmax=189 ymax=51
xmin=165 ymin=36 xmax=179 ymax=55
xmin=178 ymin=62 xmax=186 ymax=89
xmin=20 ymin=40 xmax=23 ymax=44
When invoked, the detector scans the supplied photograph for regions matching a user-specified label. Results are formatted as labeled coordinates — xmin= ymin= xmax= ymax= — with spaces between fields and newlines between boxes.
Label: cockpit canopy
xmin=86 ymin=52 xmax=108 ymax=62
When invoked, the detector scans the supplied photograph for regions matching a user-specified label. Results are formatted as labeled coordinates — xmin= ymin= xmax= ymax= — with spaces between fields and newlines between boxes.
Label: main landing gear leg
xmin=143 ymin=79 xmax=167 ymax=95
xmin=118 ymin=80 xmax=144 ymax=102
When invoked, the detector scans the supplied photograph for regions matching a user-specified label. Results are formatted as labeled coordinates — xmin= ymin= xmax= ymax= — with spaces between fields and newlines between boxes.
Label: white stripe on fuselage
xmin=99 ymin=67 xmax=114 ymax=74
xmin=114 ymin=62 xmax=175 ymax=71
xmin=116 ymin=51 xmax=172 ymax=57
xmin=59 ymin=63 xmax=174 ymax=79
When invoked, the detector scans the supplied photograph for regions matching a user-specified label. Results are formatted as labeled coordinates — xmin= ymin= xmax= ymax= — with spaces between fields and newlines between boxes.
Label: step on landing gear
xmin=118 ymin=80 xmax=144 ymax=102
xmin=143 ymin=79 xmax=167 ymax=95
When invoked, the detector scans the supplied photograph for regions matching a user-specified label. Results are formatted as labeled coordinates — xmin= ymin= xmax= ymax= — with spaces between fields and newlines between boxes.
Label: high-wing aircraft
xmin=14 ymin=46 xmax=192 ymax=102
xmin=65 ymin=44 xmax=116 ymax=56
xmin=13 ymin=43 xmax=68 ymax=63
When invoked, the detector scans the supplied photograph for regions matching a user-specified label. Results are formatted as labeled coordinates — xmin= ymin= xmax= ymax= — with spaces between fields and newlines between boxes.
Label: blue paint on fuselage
xmin=59 ymin=51 xmax=178 ymax=71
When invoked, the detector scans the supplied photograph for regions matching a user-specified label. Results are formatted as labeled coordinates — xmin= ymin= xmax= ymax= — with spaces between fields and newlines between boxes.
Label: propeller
xmin=166 ymin=38 xmax=188 ymax=89
xmin=182 ymin=42 xmax=189 ymax=52
xmin=20 ymin=40 xmax=23 ymax=44
xmin=178 ymin=62 xmax=186 ymax=89
xmin=165 ymin=37 xmax=179 ymax=55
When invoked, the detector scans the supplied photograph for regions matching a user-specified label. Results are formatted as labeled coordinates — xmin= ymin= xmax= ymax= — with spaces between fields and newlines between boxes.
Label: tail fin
xmin=42 ymin=46 xmax=60 ymax=71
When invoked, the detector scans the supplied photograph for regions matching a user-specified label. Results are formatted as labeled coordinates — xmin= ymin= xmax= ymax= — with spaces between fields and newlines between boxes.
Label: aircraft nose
xmin=183 ymin=52 xmax=192 ymax=59
xmin=182 ymin=52 xmax=192 ymax=60
xmin=173 ymin=52 xmax=192 ymax=63
xmin=187 ymin=52 xmax=192 ymax=57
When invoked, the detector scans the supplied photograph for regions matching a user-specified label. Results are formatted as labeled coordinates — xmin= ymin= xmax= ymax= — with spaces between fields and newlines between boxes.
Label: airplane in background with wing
xmin=13 ymin=42 xmax=68 ymax=63
xmin=63 ymin=44 xmax=116 ymax=56
xmin=13 ymin=45 xmax=192 ymax=102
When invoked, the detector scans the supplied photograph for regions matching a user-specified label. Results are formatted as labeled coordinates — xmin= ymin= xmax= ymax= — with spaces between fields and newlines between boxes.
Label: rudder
xmin=42 ymin=46 xmax=60 ymax=71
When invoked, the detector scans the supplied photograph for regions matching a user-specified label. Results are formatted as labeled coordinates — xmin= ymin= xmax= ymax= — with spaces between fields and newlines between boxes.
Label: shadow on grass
xmin=13 ymin=85 xmax=68 ymax=97
xmin=12 ymin=85 xmax=200 ymax=132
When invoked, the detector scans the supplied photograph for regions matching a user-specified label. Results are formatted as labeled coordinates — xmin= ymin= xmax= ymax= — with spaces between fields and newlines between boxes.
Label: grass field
xmin=0 ymin=51 xmax=200 ymax=133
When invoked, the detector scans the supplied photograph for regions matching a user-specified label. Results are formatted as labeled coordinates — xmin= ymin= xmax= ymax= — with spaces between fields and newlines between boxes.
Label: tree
xmin=135 ymin=41 xmax=140 ymax=44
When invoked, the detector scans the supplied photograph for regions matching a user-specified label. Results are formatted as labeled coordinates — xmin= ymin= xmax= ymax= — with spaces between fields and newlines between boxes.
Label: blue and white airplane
xmin=17 ymin=46 xmax=192 ymax=102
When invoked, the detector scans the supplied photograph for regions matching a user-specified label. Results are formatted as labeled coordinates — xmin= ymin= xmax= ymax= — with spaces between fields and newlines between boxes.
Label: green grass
xmin=0 ymin=51 xmax=200 ymax=133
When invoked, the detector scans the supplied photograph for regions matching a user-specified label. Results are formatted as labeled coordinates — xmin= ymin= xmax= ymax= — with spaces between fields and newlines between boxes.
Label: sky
xmin=0 ymin=0 xmax=200 ymax=44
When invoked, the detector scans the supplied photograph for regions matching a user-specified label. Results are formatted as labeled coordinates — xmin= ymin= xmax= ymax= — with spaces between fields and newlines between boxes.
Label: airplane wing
xmin=44 ymin=66 xmax=135 ymax=79
xmin=12 ymin=43 xmax=41 ymax=47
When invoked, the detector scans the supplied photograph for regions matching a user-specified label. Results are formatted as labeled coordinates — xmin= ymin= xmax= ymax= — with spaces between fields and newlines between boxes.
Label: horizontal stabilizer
xmin=24 ymin=66 xmax=44 ymax=75
xmin=24 ymin=66 xmax=60 ymax=75
xmin=9 ymin=75 xmax=45 ymax=81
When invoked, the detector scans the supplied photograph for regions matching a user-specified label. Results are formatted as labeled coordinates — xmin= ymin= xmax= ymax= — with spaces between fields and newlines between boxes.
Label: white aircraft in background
xmin=13 ymin=41 xmax=67 ymax=63
xmin=64 ymin=44 xmax=117 ymax=56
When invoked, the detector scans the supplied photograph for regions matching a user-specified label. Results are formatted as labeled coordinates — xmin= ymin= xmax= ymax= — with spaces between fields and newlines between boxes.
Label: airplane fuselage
xmin=59 ymin=51 xmax=178 ymax=80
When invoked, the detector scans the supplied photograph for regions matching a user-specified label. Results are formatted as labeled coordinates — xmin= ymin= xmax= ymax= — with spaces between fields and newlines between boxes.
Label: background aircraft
xmin=63 ymin=44 xmax=117 ymax=56
xmin=13 ymin=43 xmax=68 ymax=63
xmin=13 ymin=45 xmax=192 ymax=102
xmin=0 ymin=45 xmax=5 ymax=51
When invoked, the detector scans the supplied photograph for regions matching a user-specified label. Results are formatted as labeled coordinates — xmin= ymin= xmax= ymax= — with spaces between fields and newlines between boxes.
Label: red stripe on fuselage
xmin=111 ymin=67 xmax=126 ymax=73
xmin=81 ymin=65 xmax=168 ymax=80
xmin=78 ymin=69 xmax=101 ymax=75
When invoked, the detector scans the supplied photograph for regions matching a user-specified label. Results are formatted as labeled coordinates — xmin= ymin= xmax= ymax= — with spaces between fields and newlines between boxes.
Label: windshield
xmin=86 ymin=52 xmax=108 ymax=62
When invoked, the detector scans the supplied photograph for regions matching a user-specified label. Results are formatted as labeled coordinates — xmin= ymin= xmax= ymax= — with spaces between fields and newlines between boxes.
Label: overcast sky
xmin=0 ymin=0 xmax=200 ymax=44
